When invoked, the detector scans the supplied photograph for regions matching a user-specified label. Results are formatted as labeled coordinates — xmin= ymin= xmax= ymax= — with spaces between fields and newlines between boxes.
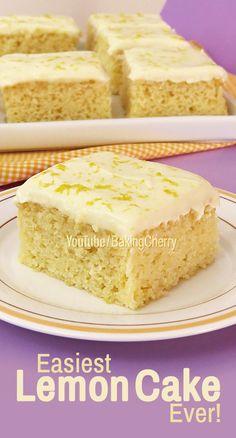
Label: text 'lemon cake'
xmin=0 ymin=51 xmax=111 ymax=122
xmin=16 ymin=152 xmax=219 ymax=310
xmin=0 ymin=15 xmax=81 ymax=55
xmin=121 ymin=46 xmax=228 ymax=117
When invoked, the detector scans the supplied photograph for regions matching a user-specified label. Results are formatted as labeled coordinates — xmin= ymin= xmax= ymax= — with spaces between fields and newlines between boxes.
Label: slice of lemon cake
xmin=86 ymin=13 xmax=169 ymax=50
xmin=0 ymin=15 xmax=81 ymax=55
xmin=16 ymin=152 xmax=219 ymax=310
xmin=121 ymin=46 xmax=228 ymax=117
xmin=0 ymin=51 xmax=111 ymax=122
xmin=96 ymin=26 xmax=189 ymax=94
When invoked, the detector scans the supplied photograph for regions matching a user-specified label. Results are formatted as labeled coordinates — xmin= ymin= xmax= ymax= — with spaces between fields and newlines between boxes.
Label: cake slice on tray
xmin=95 ymin=25 xmax=189 ymax=94
xmin=0 ymin=51 xmax=111 ymax=122
xmin=16 ymin=152 xmax=219 ymax=310
xmin=0 ymin=15 xmax=81 ymax=55
xmin=86 ymin=12 xmax=169 ymax=50
xmin=121 ymin=45 xmax=228 ymax=117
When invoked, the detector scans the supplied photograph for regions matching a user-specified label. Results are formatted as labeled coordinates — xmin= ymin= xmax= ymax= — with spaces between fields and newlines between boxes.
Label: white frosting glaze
xmin=100 ymin=26 xmax=189 ymax=55
xmin=124 ymin=46 xmax=227 ymax=82
xmin=0 ymin=15 xmax=80 ymax=36
xmin=16 ymin=152 xmax=218 ymax=237
xmin=89 ymin=13 xmax=169 ymax=31
xmin=0 ymin=52 xmax=109 ymax=86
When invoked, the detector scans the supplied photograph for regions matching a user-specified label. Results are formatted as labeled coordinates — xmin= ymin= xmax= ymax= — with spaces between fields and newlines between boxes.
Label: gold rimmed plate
xmin=0 ymin=187 xmax=235 ymax=341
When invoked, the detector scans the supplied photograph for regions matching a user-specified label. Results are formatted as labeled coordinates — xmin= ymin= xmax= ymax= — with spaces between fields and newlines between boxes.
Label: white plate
xmin=0 ymin=187 xmax=235 ymax=341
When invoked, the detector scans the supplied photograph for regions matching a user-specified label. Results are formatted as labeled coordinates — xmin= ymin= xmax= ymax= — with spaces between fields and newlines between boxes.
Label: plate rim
xmin=0 ymin=186 xmax=236 ymax=341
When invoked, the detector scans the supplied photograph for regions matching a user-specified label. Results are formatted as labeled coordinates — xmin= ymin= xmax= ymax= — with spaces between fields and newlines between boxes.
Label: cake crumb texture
xmin=18 ymin=203 xmax=218 ymax=310
xmin=121 ymin=78 xmax=227 ymax=117
xmin=2 ymin=80 xmax=111 ymax=122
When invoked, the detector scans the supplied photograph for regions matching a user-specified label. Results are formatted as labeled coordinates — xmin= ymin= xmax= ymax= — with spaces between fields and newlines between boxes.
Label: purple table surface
xmin=1 ymin=1 xmax=236 ymax=437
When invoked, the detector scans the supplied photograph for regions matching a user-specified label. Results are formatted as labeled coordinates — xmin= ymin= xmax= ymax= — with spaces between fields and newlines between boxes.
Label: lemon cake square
xmin=86 ymin=12 xmax=169 ymax=50
xmin=95 ymin=25 xmax=189 ymax=94
xmin=16 ymin=152 xmax=219 ymax=310
xmin=121 ymin=46 xmax=228 ymax=117
xmin=0 ymin=51 xmax=111 ymax=122
xmin=0 ymin=15 xmax=81 ymax=55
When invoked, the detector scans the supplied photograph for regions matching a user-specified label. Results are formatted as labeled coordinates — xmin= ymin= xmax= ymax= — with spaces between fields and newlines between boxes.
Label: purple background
xmin=162 ymin=0 xmax=236 ymax=74
xmin=0 ymin=1 xmax=236 ymax=437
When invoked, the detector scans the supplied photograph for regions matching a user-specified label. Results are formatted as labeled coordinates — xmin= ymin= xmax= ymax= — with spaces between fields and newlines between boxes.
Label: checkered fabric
xmin=0 ymin=141 xmax=235 ymax=185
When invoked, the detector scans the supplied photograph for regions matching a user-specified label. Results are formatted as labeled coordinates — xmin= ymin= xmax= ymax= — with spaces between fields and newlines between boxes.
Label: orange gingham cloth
xmin=0 ymin=141 xmax=235 ymax=185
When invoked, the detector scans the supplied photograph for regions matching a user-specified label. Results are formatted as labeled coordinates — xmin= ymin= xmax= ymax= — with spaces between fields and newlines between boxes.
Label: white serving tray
xmin=0 ymin=0 xmax=235 ymax=151
xmin=0 ymin=94 xmax=235 ymax=151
